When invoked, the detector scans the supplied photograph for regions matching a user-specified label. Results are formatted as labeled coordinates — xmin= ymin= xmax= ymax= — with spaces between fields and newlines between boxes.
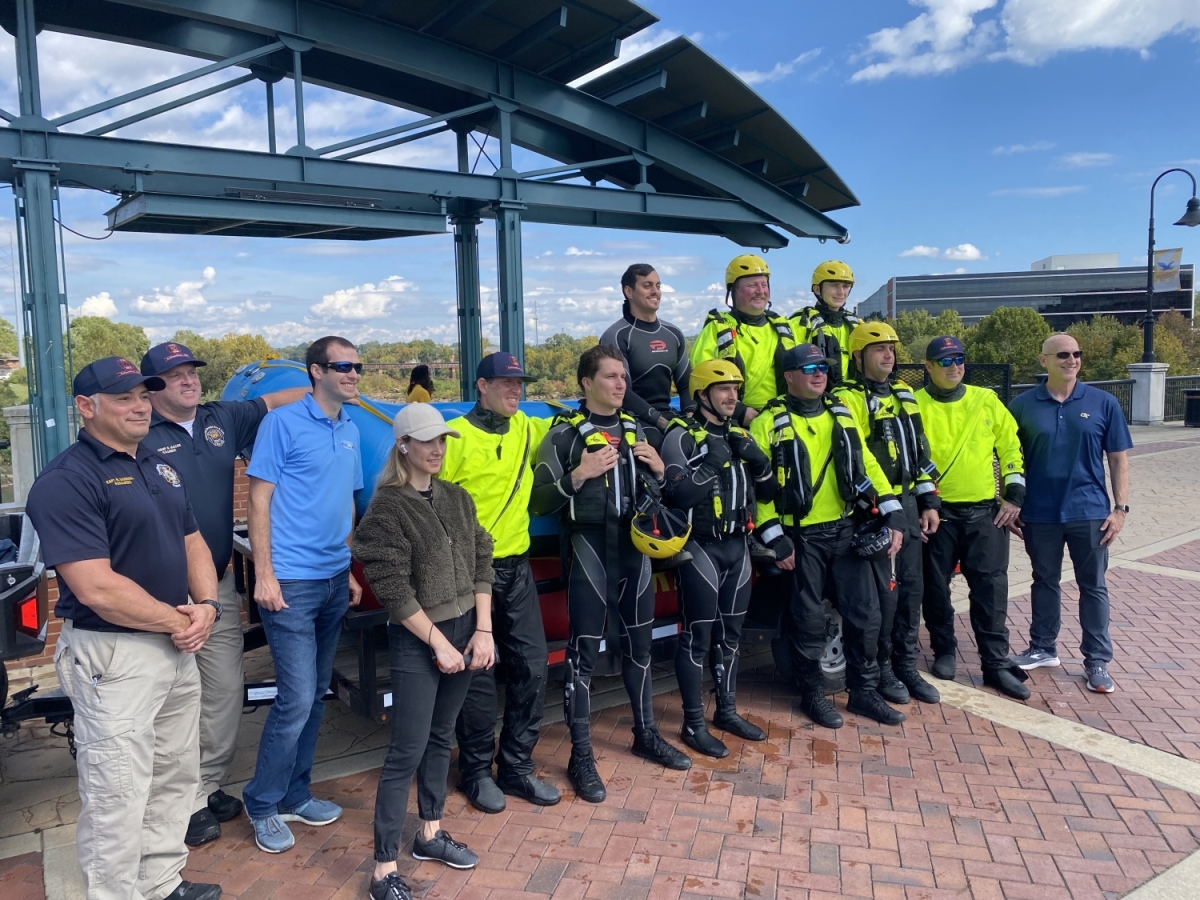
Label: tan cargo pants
xmin=56 ymin=619 xmax=201 ymax=900
xmin=194 ymin=569 xmax=244 ymax=811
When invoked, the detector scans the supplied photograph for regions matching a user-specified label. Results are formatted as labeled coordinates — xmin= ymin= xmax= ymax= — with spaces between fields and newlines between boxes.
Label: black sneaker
xmin=680 ymin=722 xmax=729 ymax=758
xmin=496 ymin=772 xmax=562 ymax=807
xmin=747 ymin=535 xmax=776 ymax=562
xmin=457 ymin=776 xmax=506 ymax=814
xmin=412 ymin=830 xmax=478 ymax=870
xmin=184 ymin=808 xmax=221 ymax=847
xmin=984 ymin=667 xmax=1031 ymax=700
xmin=567 ymin=748 xmax=607 ymax=803
xmin=163 ymin=882 xmax=222 ymax=900
xmin=877 ymin=662 xmax=911 ymax=705
xmin=369 ymin=872 xmax=412 ymax=900
xmin=847 ymin=690 xmax=905 ymax=726
xmin=931 ymin=654 xmax=956 ymax=680
xmin=207 ymin=789 xmax=243 ymax=823
xmin=631 ymin=728 xmax=692 ymax=770
xmin=896 ymin=666 xmax=941 ymax=704
xmin=798 ymin=692 xmax=843 ymax=729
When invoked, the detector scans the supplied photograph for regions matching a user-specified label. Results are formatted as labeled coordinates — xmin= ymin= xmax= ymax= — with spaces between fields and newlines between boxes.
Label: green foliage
xmin=1065 ymin=316 xmax=1141 ymax=381
xmin=894 ymin=310 xmax=935 ymax=347
xmin=525 ymin=333 xmax=598 ymax=398
xmin=891 ymin=309 xmax=966 ymax=366
xmin=933 ymin=309 xmax=966 ymax=338
xmin=0 ymin=318 xmax=18 ymax=358
xmin=169 ymin=330 xmax=277 ymax=399
xmin=68 ymin=316 xmax=150 ymax=380
xmin=964 ymin=306 xmax=1051 ymax=383
xmin=1157 ymin=308 xmax=1200 ymax=374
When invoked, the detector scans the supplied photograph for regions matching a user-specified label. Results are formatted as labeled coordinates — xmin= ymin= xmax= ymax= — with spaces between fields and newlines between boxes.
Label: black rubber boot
xmin=567 ymin=748 xmax=606 ymax=803
xmin=896 ymin=665 xmax=941 ymax=704
xmin=798 ymin=691 xmax=843 ymax=729
xmin=983 ymin=667 xmax=1031 ymax=700
xmin=713 ymin=689 xmax=767 ymax=742
xmin=681 ymin=716 xmax=729 ymax=758
xmin=876 ymin=661 xmax=911 ymax=705
xmin=847 ymin=689 xmax=906 ymax=726
xmin=931 ymin=654 xmax=956 ymax=680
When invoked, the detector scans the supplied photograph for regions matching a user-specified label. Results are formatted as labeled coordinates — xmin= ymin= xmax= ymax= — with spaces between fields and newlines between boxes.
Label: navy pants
xmin=1023 ymin=520 xmax=1113 ymax=666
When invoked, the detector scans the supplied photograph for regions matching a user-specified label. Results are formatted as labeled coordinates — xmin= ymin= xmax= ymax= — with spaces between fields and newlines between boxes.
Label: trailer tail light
xmin=15 ymin=591 xmax=39 ymax=637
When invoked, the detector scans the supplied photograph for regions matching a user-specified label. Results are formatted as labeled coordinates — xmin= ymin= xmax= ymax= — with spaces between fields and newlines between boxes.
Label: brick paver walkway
xmin=1141 ymin=536 xmax=1200 ymax=575
xmin=0 ymin=852 xmax=45 ymax=900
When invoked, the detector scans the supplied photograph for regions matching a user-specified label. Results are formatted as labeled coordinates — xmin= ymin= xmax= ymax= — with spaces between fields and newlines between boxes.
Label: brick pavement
xmin=1141 ymin=536 xmax=1200 ymax=574
xmin=0 ymin=852 xmax=44 ymax=900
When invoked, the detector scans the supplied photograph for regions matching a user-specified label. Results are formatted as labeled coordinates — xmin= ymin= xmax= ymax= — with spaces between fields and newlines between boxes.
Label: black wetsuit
xmin=600 ymin=308 xmax=693 ymax=444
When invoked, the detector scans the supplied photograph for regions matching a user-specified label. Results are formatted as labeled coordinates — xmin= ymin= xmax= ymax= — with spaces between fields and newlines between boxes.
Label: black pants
xmin=374 ymin=612 xmax=475 ymax=862
xmin=870 ymin=518 xmax=923 ymax=671
xmin=455 ymin=558 xmax=548 ymax=781
xmin=1024 ymin=520 xmax=1112 ymax=666
xmin=787 ymin=520 xmax=881 ymax=693
xmin=922 ymin=502 xmax=1012 ymax=670
xmin=675 ymin=536 xmax=751 ymax=719
xmin=565 ymin=528 xmax=656 ymax=749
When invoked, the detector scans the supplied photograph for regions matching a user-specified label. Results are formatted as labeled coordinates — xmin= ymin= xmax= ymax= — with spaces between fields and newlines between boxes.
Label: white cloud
xmin=311 ymin=275 xmax=416 ymax=321
xmin=734 ymin=49 xmax=823 ymax=85
xmin=565 ymin=247 xmax=604 ymax=256
xmin=71 ymin=291 xmax=118 ymax=318
xmin=943 ymin=243 xmax=984 ymax=260
xmin=851 ymin=0 xmax=1001 ymax=82
xmin=129 ymin=267 xmax=215 ymax=315
xmin=992 ymin=140 xmax=1055 ymax=154
xmin=990 ymin=185 xmax=1087 ymax=197
xmin=852 ymin=0 xmax=1200 ymax=81
xmin=899 ymin=245 xmax=942 ymax=258
xmin=1058 ymin=151 xmax=1115 ymax=169
xmin=706 ymin=283 xmax=724 ymax=293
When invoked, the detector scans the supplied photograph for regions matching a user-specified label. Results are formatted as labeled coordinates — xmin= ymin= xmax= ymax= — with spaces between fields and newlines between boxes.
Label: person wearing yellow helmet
xmin=834 ymin=322 xmax=942 ymax=709
xmin=792 ymin=260 xmax=863 ymax=386
xmin=689 ymin=254 xmax=799 ymax=423
xmin=660 ymin=360 xmax=775 ymax=758
xmin=529 ymin=345 xmax=690 ymax=802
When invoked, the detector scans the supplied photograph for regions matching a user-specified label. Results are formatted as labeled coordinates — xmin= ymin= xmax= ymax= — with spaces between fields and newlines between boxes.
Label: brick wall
xmin=4 ymin=463 xmax=249 ymax=683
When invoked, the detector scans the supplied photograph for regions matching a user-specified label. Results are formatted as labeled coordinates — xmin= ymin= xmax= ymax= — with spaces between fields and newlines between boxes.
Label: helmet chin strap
xmin=697 ymin=389 xmax=730 ymax=425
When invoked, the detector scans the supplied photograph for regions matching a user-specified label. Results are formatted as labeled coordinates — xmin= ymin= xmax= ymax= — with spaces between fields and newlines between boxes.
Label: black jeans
xmin=787 ymin=520 xmax=881 ymax=693
xmin=922 ymin=502 xmax=1012 ymax=670
xmin=374 ymin=612 xmax=475 ymax=863
xmin=675 ymin=536 xmax=751 ymax=719
xmin=455 ymin=558 xmax=548 ymax=781
xmin=1023 ymin=520 xmax=1112 ymax=666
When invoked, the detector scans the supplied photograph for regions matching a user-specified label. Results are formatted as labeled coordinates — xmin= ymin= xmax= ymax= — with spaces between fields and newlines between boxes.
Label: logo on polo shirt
xmin=205 ymin=425 xmax=226 ymax=447
xmin=156 ymin=463 xmax=182 ymax=487
xmin=341 ymin=440 xmax=355 ymax=450
xmin=1080 ymin=412 xmax=1091 ymax=419
xmin=155 ymin=442 xmax=181 ymax=455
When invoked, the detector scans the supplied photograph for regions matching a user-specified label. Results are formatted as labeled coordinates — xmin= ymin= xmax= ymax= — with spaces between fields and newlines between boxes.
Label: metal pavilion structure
xmin=0 ymin=0 xmax=857 ymax=469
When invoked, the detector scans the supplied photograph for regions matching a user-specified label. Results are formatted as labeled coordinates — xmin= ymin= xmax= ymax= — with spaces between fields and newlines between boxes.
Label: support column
xmin=3 ymin=405 xmax=34 ymax=503
xmin=453 ymin=214 xmax=483 ymax=401
xmin=495 ymin=202 xmax=526 ymax=365
xmin=1127 ymin=362 xmax=1169 ymax=426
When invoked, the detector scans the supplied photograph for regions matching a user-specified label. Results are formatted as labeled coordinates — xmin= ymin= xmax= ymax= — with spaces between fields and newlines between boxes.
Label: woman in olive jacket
xmin=353 ymin=404 xmax=495 ymax=900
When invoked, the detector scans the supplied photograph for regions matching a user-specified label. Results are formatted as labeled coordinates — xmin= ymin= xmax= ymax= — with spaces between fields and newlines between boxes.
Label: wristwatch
xmin=1113 ymin=504 xmax=1130 ymax=513
xmin=197 ymin=599 xmax=223 ymax=621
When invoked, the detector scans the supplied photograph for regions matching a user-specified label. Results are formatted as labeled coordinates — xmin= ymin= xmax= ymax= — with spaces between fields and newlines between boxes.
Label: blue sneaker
xmin=251 ymin=814 xmax=295 ymax=853
xmin=1012 ymin=648 xmax=1060 ymax=671
xmin=278 ymin=797 xmax=343 ymax=826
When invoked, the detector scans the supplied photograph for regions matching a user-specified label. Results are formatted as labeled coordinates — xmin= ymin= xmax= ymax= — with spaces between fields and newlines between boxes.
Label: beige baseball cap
xmin=392 ymin=403 xmax=461 ymax=442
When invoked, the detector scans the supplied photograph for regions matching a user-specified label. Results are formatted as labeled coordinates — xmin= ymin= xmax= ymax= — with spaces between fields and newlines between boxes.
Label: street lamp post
xmin=1143 ymin=168 xmax=1200 ymax=363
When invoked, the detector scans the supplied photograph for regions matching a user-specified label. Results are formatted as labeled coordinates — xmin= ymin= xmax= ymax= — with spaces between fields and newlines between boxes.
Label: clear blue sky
xmin=1 ymin=0 xmax=1197 ymax=347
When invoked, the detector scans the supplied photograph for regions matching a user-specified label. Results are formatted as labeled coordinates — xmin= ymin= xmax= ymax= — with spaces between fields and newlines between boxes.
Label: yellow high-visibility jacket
xmin=790 ymin=304 xmax=862 ymax=386
xmin=689 ymin=308 xmax=799 ymax=412
xmin=914 ymin=385 xmax=1025 ymax=504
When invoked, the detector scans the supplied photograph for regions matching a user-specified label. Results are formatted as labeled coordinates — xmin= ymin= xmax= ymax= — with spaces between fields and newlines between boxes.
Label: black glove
xmin=728 ymin=431 xmax=769 ymax=471
xmin=768 ymin=534 xmax=794 ymax=562
xmin=1003 ymin=482 xmax=1026 ymax=507
xmin=702 ymin=434 xmax=733 ymax=469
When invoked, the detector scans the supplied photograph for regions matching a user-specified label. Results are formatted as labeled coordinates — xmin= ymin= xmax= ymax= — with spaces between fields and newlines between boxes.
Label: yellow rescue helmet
xmin=631 ymin=503 xmax=692 ymax=560
xmin=811 ymin=260 xmax=855 ymax=289
xmin=848 ymin=321 xmax=900 ymax=356
xmin=725 ymin=254 xmax=770 ymax=288
xmin=688 ymin=359 xmax=744 ymax=399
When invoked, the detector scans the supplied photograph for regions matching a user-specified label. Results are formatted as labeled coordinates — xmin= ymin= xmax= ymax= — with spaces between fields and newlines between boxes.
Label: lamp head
xmin=1175 ymin=196 xmax=1200 ymax=227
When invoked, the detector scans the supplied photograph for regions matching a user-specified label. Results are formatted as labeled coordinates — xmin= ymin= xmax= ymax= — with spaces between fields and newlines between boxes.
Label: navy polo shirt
xmin=146 ymin=398 xmax=267 ymax=572
xmin=27 ymin=429 xmax=200 ymax=633
xmin=1008 ymin=382 xmax=1133 ymax=524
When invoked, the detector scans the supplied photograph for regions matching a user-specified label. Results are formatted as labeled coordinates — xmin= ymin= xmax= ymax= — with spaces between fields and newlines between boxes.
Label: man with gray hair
xmin=1008 ymin=333 xmax=1132 ymax=693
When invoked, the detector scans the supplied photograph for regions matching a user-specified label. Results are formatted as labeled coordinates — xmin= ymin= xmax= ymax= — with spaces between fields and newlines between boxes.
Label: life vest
xmin=791 ymin=306 xmax=861 ymax=385
xmin=666 ymin=415 xmax=755 ymax=538
xmin=702 ymin=307 xmax=797 ymax=399
xmin=552 ymin=408 xmax=642 ymax=526
xmin=839 ymin=382 xmax=940 ymax=496
xmin=762 ymin=395 xmax=876 ymax=522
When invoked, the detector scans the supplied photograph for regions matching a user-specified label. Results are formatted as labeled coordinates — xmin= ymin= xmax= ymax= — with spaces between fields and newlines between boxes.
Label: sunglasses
xmin=934 ymin=355 xmax=965 ymax=367
xmin=319 ymin=361 xmax=364 ymax=374
xmin=799 ymin=363 xmax=829 ymax=375
xmin=1054 ymin=350 xmax=1082 ymax=360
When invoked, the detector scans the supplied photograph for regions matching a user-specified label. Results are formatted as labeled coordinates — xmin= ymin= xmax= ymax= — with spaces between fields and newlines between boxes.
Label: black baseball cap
xmin=781 ymin=344 xmax=835 ymax=372
xmin=140 ymin=341 xmax=208 ymax=376
xmin=73 ymin=356 xmax=166 ymax=397
xmin=476 ymin=352 xmax=535 ymax=382
xmin=925 ymin=335 xmax=966 ymax=361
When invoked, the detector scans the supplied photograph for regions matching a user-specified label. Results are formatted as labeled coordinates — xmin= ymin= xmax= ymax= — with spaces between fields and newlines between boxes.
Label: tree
xmin=894 ymin=310 xmax=935 ymax=347
xmin=170 ymin=330 xmax=277 ymax=398
xmin=1157 ymin=308 xmax=1199 ymax=373
xmin=68 ymin=316 xmax=150 ymax=380
xmin=1065 ymin=316 xmax=1141 ymax=381
xmin=964 ymin=306 xmax=1051 ymax=383
xmin=933 ymin=309 xmax=966 ymax=338
xmin=525 ymin=333 xmax=598 ymax=398
xmin=0 ymin=318 xmax=18 ymax=359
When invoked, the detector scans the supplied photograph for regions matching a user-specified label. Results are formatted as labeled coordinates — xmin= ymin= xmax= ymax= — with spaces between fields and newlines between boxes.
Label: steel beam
xmin=452 ymin=214 xmax=483 ymax=401
xmin=86 ymin=72 xmax=256 ymax=136
xmin=655 ymin=101 xmax=707 ymax=130
xmin=494 ymin=7 xmax=567 ymax=62
xmin=421 ymin=0 xmax=500 ymax=38
xmin=598 ymin=69 xmax=667 ymax=107
xmin=494 ymin=204 xmax=524 ymax=364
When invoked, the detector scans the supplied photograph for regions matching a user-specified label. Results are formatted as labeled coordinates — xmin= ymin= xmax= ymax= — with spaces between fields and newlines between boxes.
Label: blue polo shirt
xmin=1008 ymin=382 xmax=1133 ymax=524
xmin=27 ymin=429 xmax=199 ymax=633
xmin=146 ymin=398 xmax=268 ymax=573
xmin=246 ymin=394 xmax=363 ymax=579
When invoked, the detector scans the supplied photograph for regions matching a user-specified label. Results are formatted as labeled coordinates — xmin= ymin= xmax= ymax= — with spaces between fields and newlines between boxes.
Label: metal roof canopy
xmin=0 ymin=0 xmax=855 ymax=471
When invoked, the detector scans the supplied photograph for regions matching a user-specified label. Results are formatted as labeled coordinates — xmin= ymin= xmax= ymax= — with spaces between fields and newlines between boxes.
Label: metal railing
xmin=892 ymin=363 xmax=1012 ymax=403
xmin=1011 ymin=378 xmax=1135 ymax=422
xmin=1165 ymin=375 xmax=1200 ymax=422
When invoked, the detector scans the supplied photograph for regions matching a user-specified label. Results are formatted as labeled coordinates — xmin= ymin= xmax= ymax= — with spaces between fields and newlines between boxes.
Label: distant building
xmin=857 ymin=262 xmax=1195 ymax=327
xmin=0 ymin=354 xmax=18 ymax=380
xmin=1031 ymin=253 xmax=1119 ymax=271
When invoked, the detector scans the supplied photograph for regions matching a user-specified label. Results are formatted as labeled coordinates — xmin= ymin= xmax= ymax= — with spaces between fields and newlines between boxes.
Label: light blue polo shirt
xmin=246 ymin=394 xmax=363 ymax=579
xmin=1009 ymin=382 xmax=1133 ymax=524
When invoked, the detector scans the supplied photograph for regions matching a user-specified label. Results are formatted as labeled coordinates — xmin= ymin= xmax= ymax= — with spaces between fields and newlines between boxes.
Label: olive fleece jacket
xmin=353 ymin=479 xmax=494 ymax=625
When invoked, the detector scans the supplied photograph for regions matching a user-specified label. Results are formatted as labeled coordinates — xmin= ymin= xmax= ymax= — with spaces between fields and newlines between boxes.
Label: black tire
xmin=769 ymin=600 xmax=847 ymax=695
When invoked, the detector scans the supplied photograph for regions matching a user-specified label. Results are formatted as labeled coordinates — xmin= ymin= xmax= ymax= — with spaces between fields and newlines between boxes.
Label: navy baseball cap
xmin=140 ymin=341 xmax=208 ymax=376
xmin=476 ymin=352 xmax=535 ymax=382
xmin=73 ymin=356 xmax=166 ymax=396
xmin=925 ymin=335 xmax=965 ymax=361
xmin=782 ymin=344 xmax=835 ymax=372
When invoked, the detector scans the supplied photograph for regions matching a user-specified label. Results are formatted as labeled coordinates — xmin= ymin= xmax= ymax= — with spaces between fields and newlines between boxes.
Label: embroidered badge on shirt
xmin=341 ymin=440 xmax=355 ymax=450
xmin=156 ymin=463 xmax=182 ymax=487
xmin=1080 ymin=412 xmax=1091 ymax=419
xmin=205 ymin=425 xmax=226 ymax=447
